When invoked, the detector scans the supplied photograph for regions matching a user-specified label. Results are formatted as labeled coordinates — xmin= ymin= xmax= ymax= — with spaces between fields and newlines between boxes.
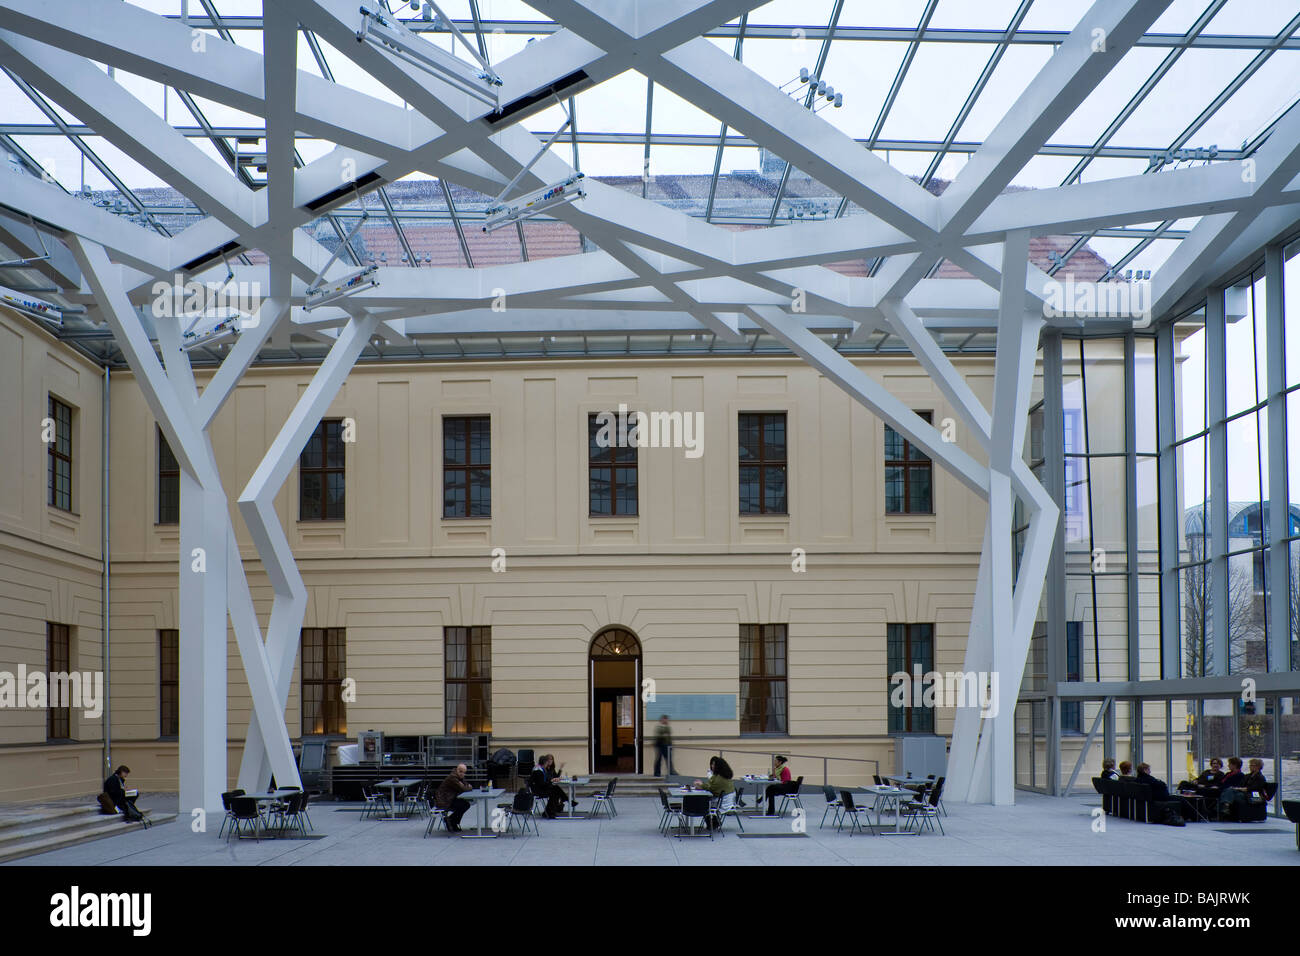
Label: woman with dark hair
xmin=695 ymin=757 xmax=735 ymax=829
xmin=765 ymin=755 xmax=795 ymax=816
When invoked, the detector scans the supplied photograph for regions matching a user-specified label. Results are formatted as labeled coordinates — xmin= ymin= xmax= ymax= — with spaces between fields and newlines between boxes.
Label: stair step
xmin=0 ymin=811 xmax=175 ymax=863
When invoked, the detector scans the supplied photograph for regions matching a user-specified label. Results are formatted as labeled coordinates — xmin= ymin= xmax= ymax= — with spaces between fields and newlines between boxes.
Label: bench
xmin=1092 ymin=777 xmax=1182 ymax=824
xmin=1282 ymin=801 xmax=1300 ymax=851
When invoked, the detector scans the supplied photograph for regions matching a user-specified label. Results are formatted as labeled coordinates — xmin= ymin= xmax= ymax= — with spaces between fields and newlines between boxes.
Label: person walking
xmin=654 ymin=714 xmax=676 ymax=777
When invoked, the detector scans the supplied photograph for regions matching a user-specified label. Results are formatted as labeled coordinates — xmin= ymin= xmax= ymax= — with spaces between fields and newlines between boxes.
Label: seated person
xmin=765 ymin=755 xmax=797 ymax=816
xmin=1196 ymin=758 xmax=1225 ymax=788
xmin=1118 ymin=760 xmax=1134 ymax=776
xmin=1219 ymin=758 xmax=1268 ymax=821
xmin=1219 ymin=756 xmax=1246 ymax=789
xmin=1099 ymin=758 xmax=1119 ymax=780
xmin=100 ymin=766 xmax=143 ymax=822
xmin=434 ymin=763 xmax=473 ymax=832
xmin=529 ymin=754 xmax=575 ymax=819
xmin=694 ymin=757 xmax=735 ymax=829
xmin=1135 ymin=763 xmax=1185 ymax=826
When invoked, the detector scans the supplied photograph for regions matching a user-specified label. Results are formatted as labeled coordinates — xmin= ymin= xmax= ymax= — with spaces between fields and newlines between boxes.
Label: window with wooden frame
xmin=159 ymin=629 xmax=178 ymax=737
xmin=301 ymin=628 xmax=346 ymax=736
xmin=884 ymin=410 xmax=933 ymax=514
xmin=47 ymin=622 xmax=71 ymax=740
xmin=740 ymin=623 xmax=787 ymax=734
xmin=588 ymin=413 xmax=638 ymax=516
xmin=445 ymin=626 xmax=491 ymax=734
xmin=738 ymin=412 xmax=787 ymax=514
xmin=887 ymin=623 xmax=934 ymax=733
xmin=47 ymin=396 xmax=72 ymax=511
xmin=299 ymin=419 xmax=345 ymax=521
xmin=443 ymin=416 xmax=491 ymax=518
xmin=157 ymin=428 xmax=179 ymax=525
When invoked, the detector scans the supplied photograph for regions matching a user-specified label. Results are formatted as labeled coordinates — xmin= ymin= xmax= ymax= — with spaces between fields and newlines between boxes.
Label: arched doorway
xmin=589 ymin=627 xmax=642 ymax=774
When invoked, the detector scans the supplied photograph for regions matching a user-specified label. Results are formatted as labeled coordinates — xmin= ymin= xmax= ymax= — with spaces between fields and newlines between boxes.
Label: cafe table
xmin=667 ymin=787 xmax=717 ymax=836
xmin=737 ymin=775 xmax=775 ymax=813
xmin=238 ymin=789 xmax=300 ymax=835
xmin=372 ymin=778 xmax=420 ymax=820
xmin=458 ymin=786 xmax=506 ymax=838
xmin=551 ymin=777 xmax=589 ymax=819
xmin=866 ymin=785 xmax=919 ymax=835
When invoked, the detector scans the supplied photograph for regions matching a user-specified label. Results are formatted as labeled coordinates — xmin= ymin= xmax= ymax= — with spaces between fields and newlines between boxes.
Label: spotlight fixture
xmin=357 ymin=3 xmax=502 ymax=108
xmin=0 ymin=284 xmax=62 ymax=326
xmin=779 ymin=67 xmax=844 ymax=112
xmin=180 ymin=313 xmax=240 ymax=352
xmin=303 ymin=264 xmax=380 ymax=312
xmin=482 ymin=173 xmax=586 ymax=232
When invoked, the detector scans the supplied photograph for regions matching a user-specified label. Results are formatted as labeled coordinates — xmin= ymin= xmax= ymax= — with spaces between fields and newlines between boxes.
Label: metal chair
xmin=226 ymin=796 xmax=266 ymax=842
xmin=657 ymin=789 xmax=682 ymax=834
xmin=505 ymin=789 xmax=540 ymax=836
xmin=589 ymin=777 xmax=618 ymax=818
xmin=218 ymin=789 xmax=245 ymax=838
xmin=901 ymin=778 xmax=945 ymax=835
xmin=361 ymin=784 xmax=389 ymax=820
xmin=713 ymin=790 xmax=744 ymax=832
xmin=837 ymin=790 xmax=875 ymax=836
xmin=776 ymin=776 xmax=804 ymax=817
xmin=677 ymin=793 xmax=713 ymax=839
xmin=423 ymin=797 xmax=453 ymax=837
xmin=819 ymin=785 xmax=843 ymax=829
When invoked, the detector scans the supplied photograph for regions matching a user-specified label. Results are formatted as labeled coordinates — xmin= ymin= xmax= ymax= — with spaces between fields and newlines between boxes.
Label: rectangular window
xmin=159 ymin=629 xmax=178 ymax=737
xmin=158 ymin=428 xmax=179 ymax=525
xmin=445 ymin=626 xmax=492 ymax=734
xmin=47 ymin=396 xmax=72 ymax=511
xmin=1062 ymin=621 xmax=1082 ymax=733
xmin=299 ymin=419 xmax=345 ymax=521
xmin=443 ymin=416 xmax=491 ymax=518
xmin=301 ymin=628 xmax=346 ymax=736
xmin=738 ymin=413 xmax=787 ymax=514
xmin=47 ymin=622 xmax=71 ymax=740
xmin=887 ymin=623 xmax=934 ymax=733
xmin=588 ymin=413 xmax=638 ymax=516
xmin=885 ymin=411 xmax=933 ymax=514
xmin=740 ymin=623 xmax=787 ymax=733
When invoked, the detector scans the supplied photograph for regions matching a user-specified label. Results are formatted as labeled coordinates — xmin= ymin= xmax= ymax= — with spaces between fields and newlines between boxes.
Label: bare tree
xmin=1181 ymin=560 xmax=1257 ymax=677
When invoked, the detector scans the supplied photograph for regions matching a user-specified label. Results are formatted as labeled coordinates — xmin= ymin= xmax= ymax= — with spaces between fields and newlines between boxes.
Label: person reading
xmin=99 ymin=766 xmax=144 ymax=822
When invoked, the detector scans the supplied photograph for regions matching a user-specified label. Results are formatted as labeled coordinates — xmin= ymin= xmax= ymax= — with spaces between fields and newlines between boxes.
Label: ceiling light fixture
xmin=357 ymin=3 xmax=501 ymax=109
xmin=0 ymin=284 xmax=62 ymax=326
xmin=303 ymin=264 xmax=380 ymax=312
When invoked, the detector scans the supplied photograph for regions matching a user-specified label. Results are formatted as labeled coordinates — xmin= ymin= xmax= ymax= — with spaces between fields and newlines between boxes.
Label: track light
xmin=180 ymin=313 xmax=240 ymax=352
xmin=482 ymin=173 xmax=586 ymax=232
xmin=357 ymin=4 xmax=501 ymax=108
xmin=303 ymin=264 xmax=379 ymax=312
xmin=0 ymin=284 xmax=62 ymax=326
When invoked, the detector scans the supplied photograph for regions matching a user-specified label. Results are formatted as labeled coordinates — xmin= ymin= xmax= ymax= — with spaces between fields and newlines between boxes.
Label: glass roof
xmin=1 ymin=0 xmax=1298 ymax=366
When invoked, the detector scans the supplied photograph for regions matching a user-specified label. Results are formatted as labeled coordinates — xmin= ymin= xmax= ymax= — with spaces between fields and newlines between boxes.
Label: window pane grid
xmin=740 ymin=623 xmax=787 ymax=733
xmin=738 ymin=413 xmax=787 ymax=514
xmin=299 ymin=419 xmax=345 ymax=521
xmin=444 ymin=417 xmax=491 ymax=517
xmin=301 ymin=627 xmax=346 ymax=735
xmin=47 ymin=397 xmax=72 ymax=511
xmin=445 ymin=626 xmax=492 ymax=734
xmin=885 ymin=411 xmax=933 ymax=514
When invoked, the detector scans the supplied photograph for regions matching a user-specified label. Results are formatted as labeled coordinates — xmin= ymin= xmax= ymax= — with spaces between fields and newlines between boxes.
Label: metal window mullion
xmin=1264 ymin=244 xmax=1289 ymax=672
xmin=1125 ymin=333 xmax=1140 ymax=681
xmin=1206 ymin=289 xmax=1229 ymax=675
xmin=377 ymin=186 xmax=418 ymax=267
xmin=439 ymin=178 xmax=474 ymax=269
xmin=1156 ymin=320 xmax=1181 ymax=678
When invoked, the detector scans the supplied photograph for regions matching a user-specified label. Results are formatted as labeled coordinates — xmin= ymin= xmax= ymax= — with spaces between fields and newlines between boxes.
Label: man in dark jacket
xmin=1136 ymin=763 xmax=1185 ymax=826
xmin=434 ymin=763 xmax=473 ymax=832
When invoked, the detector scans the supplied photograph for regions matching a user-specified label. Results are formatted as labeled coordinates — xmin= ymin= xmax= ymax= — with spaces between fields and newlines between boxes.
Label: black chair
xmin=590 ymin=777 xmax=618 ymax=818
xmin=901 ymin=778 xmax=945 ymax=835
xmin=218 ymin=789 xmax=245 ymax=838
xmin=677 ymin=793 xmax=713 ymax=839
xmin=819 ymin=785 xmax=842 ymax=829
xmin=517 ymin=749 xmax=536 ymax=782
xmin=227 ymin=796 xmax=265 ymax=842
xmin=1235 ymin=782 xmax=1279 ymax=823
xmin=775 ymin=776 xmax=804 ymax=817
xmin=837 ymin=790 xmax=874 ymax=835
xmin=273 ymin=792 xmax=309 ymax=836
xmin=506 ymin=789 xmax=539 ymax=836
xmin=657 ymin=789 xmax=682 ymax=834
